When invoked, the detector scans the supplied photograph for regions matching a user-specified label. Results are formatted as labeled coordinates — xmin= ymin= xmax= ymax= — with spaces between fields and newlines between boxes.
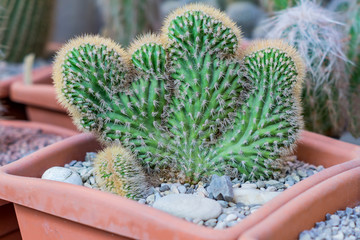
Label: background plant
xmin=54 ymin=5 xmax=304 ymax=185
xmin=96 ymin=0 xmax=161 ymax=47
xmin=0 ymin=0 xmax=55 ymax=62
xmin=259 ymin=0 xmax=349 ymax=137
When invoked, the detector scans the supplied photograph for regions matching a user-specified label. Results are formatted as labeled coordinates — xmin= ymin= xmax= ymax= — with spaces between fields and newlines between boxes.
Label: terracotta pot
xmin=0 ymin=130 xmax=359 ymax=240
xmin=9 ymin=65 xmax=77 ymax=131
xmin=0 ymin=120 xmax=77 ymax=240
xmin=240 ymin=166 xmax=360 ymax=240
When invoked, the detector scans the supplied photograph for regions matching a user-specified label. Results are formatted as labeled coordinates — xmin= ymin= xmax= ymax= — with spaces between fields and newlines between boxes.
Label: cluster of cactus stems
xmin=54 ymin=4 xmax=304 ymax=192
xmin=260 ymin=0 xmax=349 ymax=137
xmin=96 ymin=0 xmax=161 ymax=47
xmin=0 ymin=0 xmax=55 ymax=62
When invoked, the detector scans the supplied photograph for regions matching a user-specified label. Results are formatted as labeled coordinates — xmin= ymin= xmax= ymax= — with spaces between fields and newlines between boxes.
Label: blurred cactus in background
xmin=335 ymin=0 xmax=360 ymax=137
xmin=260 ymin=0 xmax=298 ymax=13
xmin=97 ymin=0 xmax=161 ymax=47
xmin=259 ymin=0 xmax=349 ymax=137
xmin=0 ymin=0 xmax=55 ymax=62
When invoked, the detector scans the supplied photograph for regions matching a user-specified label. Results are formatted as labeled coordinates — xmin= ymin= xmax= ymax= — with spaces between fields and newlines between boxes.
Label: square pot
xmin=9 ymin=65 xmax=77 ymax=131
xmin=0 ymin=120 xmax=77 ymax=240
xmin=0 ymin=131 xmax=359 ymax=240
xmin=240 ymin=166 xmax=360 ymax=240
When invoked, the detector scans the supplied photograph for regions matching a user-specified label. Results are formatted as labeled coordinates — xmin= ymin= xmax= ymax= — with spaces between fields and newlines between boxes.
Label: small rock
xmin=256 ymin=181 xmax=265 ymax=188
xmin=85 ymin=152 xmax=97 ymax=162
xmin=241 ymin=183 xmax=257 ymax=189
xmin=42 ymin=167 xmax=83 ymax=185
xmin=171 ymin=185 xmax=179 ymax=194
xmin=178 ymin=185 xmax=186 ymax=194
xmin=225 ymin=214 xmax=237 ymax=222
xmin=214 ymin=221 xmax=226 ymax=229
xmin=205 ymin=219 xmax=217 ymax=227
xmin=146 ymin=194 xmax=155 ymax=205
xmin=207 ymin=175 xmax=234 ymax=202
xmin=226 ymin=220 xmax=238 ymax=228
xmin=332 ymin=232 xmax=344 ymax=240
xmin=138 ymin=199 xmax=146 ymax=204
xmin=153 ymin=194 xmax=222 ymax=221
xmin=233 ymin=188 xmax=280 ymax=205
xmin=217 ymin=200 xmax=229 ymax=208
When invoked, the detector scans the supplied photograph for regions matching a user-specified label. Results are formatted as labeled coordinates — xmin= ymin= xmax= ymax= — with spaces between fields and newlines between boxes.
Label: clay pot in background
xmin=9 ymin=65 xmax=78 ymax=131
xmin=0 ymin=120 xmax=77 ymax=240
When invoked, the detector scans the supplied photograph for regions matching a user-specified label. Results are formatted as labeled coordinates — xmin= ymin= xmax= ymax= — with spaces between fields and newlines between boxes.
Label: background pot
xmin=9 ymin=65 xmax=77 ymax=131
xmin=240 ymin=166 xmax=360 ymax=240
xmin=0 ymin=131 xmax=359 ymax=240
xmin=0 ymin=120 xmax=77 ymax=240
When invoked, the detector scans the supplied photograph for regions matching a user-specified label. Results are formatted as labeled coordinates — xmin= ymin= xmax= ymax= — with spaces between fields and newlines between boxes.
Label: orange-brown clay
xmin=9 ymin=65 xmax=77 ymax=131
xmin=0 ymin=120 xmax=77 ymax=240
xmin=0 ymin=131 xmax=359 ymax=240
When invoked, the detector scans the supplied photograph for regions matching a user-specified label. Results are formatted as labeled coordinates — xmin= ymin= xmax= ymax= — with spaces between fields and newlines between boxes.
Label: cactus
xmin=54 ymin=4 xmax=304 ymax=183
xmin=0 ymin=0 xmax=55 ymax=62
xmin=259 ymin=0 xmax=349 ymax=137
xmin=260 ymin=0 xmax=298 ymax=13
xmin=342 ymin=0 xmax=360 ymax=137
xmin=94 ymin=145 xmax=149 ymax=199
xmin=96 ymin=0 xmax=161 ymax=47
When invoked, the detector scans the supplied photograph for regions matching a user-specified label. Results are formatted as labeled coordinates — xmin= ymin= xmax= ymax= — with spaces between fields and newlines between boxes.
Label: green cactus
xmin=260 ymin=0 xmax=349 ymax=137
xmin=96 ymin=0 xmax=161 ymax=47
xmin=0 ymin=0 xmax=55 ymax=62
xmin=54 ymin=4 xmax=304 ymax=183
xmin=94 ymin=145 xmax=149 ymax=199
xmin=346 ymin=1 xmax=360 ymax=137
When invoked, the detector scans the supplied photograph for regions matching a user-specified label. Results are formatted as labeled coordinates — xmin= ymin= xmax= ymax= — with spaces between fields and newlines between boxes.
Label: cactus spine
xmin=97 ymin=0 xmax=161 ymax=47
xmin=260 ymin=0 xmax=349 ymax=136
xmin=54 ymin=4 xmax=304 ymax=184
xmin=0 ymin=0 xmax=55 ymax=62
xmin=94 ymin=146 xmax=149 ymax=199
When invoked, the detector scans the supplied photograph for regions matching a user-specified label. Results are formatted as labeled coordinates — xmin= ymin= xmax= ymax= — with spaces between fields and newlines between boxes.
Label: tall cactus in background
xmin=97 ymin=0 xmax=161 ymax=47
xmin=54 ymin=4 xmax=304 ymax=184
xmin=340 ymin=0 xmax=360 ymax=137
xmin=260 ymin=0 xmax=349 ymax=137
xmin=0 ymin=0 xmax=55 ymax=62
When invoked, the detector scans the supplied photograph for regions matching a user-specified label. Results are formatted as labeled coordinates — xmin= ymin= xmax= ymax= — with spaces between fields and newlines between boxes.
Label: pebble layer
xmin=0 ymin=126 xmax=64 ymax=165
xmin=299 ymin=206 xmax=360 ymax=240
xmin=65 ymin=153 xmax=324 ymax=229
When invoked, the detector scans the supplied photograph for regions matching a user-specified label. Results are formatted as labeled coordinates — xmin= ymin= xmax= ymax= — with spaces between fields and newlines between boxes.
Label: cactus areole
xmin=54 ymin=4 xmax=305 ymax=184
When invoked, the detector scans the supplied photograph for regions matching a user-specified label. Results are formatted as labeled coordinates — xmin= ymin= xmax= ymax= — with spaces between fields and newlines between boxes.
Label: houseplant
xmin=239 ymin=165 xmax=360 ymax=240
xmin=8 ymin=65 xmax=78 ymax=131
xmin=0 ymin=118 xmax=77 ymax=239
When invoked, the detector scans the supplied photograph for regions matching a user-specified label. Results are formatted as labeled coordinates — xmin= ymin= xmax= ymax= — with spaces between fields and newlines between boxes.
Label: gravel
xmin=299 ymin=206 xmax=360 ymax=240
xmin=62 ymin=152 xmax=326 ymax=229
xmin=0 ymin=125 xmax=64 ymax=165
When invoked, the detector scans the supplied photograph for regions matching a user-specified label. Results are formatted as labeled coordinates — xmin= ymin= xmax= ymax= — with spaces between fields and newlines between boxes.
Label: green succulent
xmin=54 ymin=4 xmax=304 ymax=183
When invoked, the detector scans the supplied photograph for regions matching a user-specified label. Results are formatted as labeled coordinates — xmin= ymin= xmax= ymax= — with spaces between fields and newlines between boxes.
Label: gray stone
xmin=225 ymin=214 xmax=237 ymax=222
xmin=42 ymin=167 xmax=83 ymax=185
xmin=226 ymin=220 xmax=238 ymax=228
xmin=85 ymin=152 xmax=97 ymax=162
xmin=241 ymin=183 xmax=257 ymax=189
xmin=177 ymin=185 xmax=186 ymax=194
xmin=214 ymin=221 xmax=226 ymax=229
xmin=207 ymin=175 xmax=234 ymax=202
xmin=256 ymin=181 xmax=266 ymax=188
xmin=332 ymin=232 xmax=344 ymax=240
xmin=218 ymin=213 xmax=227 ymax=222
xmin=217 ymin=200 xmax=229 ymax=208
xmin=146 ymin=194 xmax=155 ymax=205
xmin=233 ymin=188 xmax=280 ymax=205
xmin=205 ymin=219 xmax=217 ymax=227
xmin=153 ymin=194 xmax=222 ymax=221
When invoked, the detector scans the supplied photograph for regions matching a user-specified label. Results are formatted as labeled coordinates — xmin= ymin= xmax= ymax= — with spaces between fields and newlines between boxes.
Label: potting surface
xmin=47 ymin=152 xmax=324 ymax=230
xmin=299 ymin=205 xmax=360 ymax=240
xmin=0 ymin=125 xmax=64 ymax=165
